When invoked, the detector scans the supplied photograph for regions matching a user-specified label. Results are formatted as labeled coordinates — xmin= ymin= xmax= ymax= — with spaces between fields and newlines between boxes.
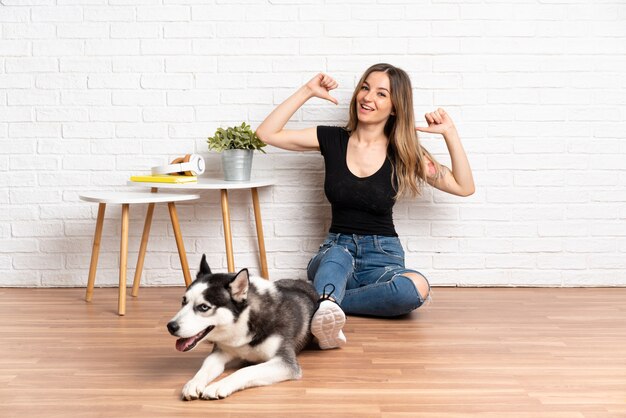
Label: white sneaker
xmin=311 ymin=299 xmax=346 ymax=350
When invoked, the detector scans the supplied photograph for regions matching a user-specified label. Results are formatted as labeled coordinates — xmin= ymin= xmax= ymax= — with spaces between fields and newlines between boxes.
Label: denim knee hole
xmin=392 ymin=275 xmax=423 ymax=314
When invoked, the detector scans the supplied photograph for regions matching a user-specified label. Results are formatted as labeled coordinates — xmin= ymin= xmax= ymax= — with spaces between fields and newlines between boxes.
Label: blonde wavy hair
xmin=346 ymin=63 xmax=440 ymax=199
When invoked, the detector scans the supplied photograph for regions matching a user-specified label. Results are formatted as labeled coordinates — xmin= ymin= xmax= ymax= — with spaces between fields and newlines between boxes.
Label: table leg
xmin=86 ymin=203 xmax=106 ymax=302
xmin=220 ymin=189 xmax=235 ymax=273
xmin=119 ymin=203 xmax=130 ymax=316
xmin=132 ymin=202 xmax=155 ymax=297
xmin=251 ymin=188 xmax=269 ymax=279
xmin=168 ymin=202 xmax=192 ymax=287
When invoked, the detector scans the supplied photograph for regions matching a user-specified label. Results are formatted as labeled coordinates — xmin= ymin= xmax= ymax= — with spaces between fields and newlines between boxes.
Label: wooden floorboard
xmin=1 ymin=287 xmax=625 ymax=417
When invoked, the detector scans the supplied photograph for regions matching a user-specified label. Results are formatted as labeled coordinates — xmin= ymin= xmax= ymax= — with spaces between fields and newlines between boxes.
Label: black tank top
xmin=317 ymin=126 xmax=397 ymax=237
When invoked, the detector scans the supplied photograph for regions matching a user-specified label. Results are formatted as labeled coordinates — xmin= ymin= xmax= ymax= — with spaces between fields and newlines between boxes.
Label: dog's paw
xmin=181 ymin=378 xmax=207 ymax=401
xmin=201 ymin=381 xmax=234 ymax=400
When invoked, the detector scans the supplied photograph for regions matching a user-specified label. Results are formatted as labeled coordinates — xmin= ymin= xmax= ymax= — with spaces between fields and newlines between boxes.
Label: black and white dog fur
xmin=167 ymin=255 xmax=318 ymax=400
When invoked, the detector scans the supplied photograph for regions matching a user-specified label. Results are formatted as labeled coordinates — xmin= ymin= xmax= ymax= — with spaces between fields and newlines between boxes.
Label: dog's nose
xmin=167 ymin=321 xmax=179 ymax=335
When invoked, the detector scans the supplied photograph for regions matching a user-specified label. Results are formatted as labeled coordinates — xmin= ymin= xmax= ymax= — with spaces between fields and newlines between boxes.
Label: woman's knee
xmin=307 ymin=245 xmax=354 ymax=280
xmin=319 ymin=245 xmax=354 ymax=267
xmin=382 ymin=275 xmax=425 ymax=316
xmin=402 ymin=272 xmax=430 ymax=300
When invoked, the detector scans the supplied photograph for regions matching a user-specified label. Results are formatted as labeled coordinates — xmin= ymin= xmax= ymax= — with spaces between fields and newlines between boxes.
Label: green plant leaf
xmin=207 ymin=122 xmax=267 ymax=153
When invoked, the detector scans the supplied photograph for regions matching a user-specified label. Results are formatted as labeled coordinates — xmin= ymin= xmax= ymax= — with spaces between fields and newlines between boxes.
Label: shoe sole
xmin=311 ymin=301 xmax=346 ymax=350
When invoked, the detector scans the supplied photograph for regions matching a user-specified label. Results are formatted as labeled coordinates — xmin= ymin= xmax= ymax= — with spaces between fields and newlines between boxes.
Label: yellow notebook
xmin=130 ymin=174 xmax=198 ymax=184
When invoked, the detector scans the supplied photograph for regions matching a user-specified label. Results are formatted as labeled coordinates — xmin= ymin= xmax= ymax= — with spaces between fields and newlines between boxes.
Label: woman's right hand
xmin=304 ymin=73 xmax=339 ymax=105
xmin=256 ymin=72 xmax=338 ymax=151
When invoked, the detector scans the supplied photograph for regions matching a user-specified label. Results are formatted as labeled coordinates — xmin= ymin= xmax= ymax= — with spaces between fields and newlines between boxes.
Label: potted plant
xmin=207 ymin=122 xmax=267 ymax=181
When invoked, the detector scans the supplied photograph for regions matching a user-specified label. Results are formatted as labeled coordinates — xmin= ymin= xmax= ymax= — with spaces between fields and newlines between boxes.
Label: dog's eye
xmin=181 ymin=297 xmax=187 ymax=307
xmin=196 ymin=304 xmax=210 ymax=312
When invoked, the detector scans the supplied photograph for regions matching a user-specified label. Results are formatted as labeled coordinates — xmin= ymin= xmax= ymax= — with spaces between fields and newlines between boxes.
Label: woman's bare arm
xmin=256 ymin=73 xmax=338 ymax=152
xmin=417 ymin=108 xmax=475 ymax=197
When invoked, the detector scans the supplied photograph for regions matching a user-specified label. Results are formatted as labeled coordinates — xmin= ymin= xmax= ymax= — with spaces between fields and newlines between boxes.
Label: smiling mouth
xmin=175 ymin=326 xmax=214 ymax=352
xmin=360 ymin=103 xmax=374 ymax=111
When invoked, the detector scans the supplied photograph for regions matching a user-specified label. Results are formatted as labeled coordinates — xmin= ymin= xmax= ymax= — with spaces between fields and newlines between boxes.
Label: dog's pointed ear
xmin=198 ymin=254 xmax=211 ymax=278
xmin=229 ymin=268 xmax=249 ymax=303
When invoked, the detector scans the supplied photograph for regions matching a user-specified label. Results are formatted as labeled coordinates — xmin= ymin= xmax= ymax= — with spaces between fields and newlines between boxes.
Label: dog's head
xmin=166 ymin=254 xmax=250 ymax=352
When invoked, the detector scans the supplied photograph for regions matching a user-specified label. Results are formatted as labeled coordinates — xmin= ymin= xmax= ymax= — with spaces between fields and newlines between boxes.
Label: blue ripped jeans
xmin=306 ymin=233 xmax=430 ymax=317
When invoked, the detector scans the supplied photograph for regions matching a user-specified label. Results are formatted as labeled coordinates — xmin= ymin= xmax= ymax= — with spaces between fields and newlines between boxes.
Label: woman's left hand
xmin=415 ymin=108 xmax=456 ymax=136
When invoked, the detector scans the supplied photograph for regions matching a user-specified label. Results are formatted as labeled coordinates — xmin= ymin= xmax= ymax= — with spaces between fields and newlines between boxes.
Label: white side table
xmin=128 ymin=178 xmax=275 ymax=279
xmin=80 ymin=191 xmax=200 ymax=315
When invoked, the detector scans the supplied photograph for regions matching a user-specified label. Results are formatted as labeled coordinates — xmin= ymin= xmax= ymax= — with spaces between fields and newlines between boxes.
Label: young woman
xmin=256 ymin=63 xmax=474 ymax=350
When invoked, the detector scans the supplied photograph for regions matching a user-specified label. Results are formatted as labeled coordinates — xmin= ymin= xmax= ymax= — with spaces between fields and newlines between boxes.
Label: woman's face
xmin=355 ymin=71 xmax=394 ymax=125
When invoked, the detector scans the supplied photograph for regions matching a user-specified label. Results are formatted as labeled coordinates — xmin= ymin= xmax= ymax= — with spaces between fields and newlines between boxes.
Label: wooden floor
xmin=1 ymin=287 xmax=626 ymax=418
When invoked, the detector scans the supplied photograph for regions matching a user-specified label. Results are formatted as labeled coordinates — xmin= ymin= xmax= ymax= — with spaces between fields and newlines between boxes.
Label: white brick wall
xmin=1 ymin=1 xmax=625 ymax=287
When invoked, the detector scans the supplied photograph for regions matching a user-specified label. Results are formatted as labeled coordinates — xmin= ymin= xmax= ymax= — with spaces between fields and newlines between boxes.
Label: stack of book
xmin=129 ymin=174 xmax=197 ymax=184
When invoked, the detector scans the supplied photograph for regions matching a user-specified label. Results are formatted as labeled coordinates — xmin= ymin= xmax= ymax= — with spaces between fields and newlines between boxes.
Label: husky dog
xmin=167 ymin=255 xmax=318 ymax=400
